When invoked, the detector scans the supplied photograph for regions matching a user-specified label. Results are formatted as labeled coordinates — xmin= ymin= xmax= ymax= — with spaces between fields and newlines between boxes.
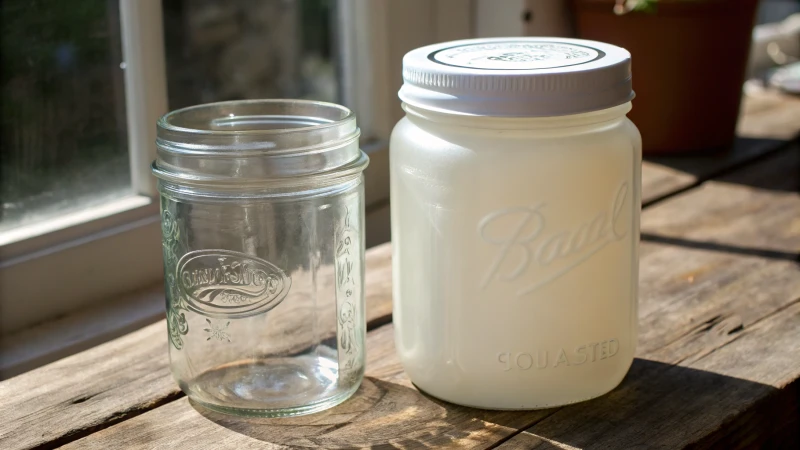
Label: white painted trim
xmin=0 ymin=283 xmax=165 ymax=380
xmin=338 ymin=0 xmax=392 ymax=142
xmin=337 ymin=0 xmax=473 ymax=239
xmin=475 ymin=0 xmax=526 ymax=37
xmin=0 ymin=216 xmax=163 ymax=335
xmin=120 ymin=0 xmax=168 ymax=197
xmin=0 ymin=196 xmax=155 ymax=257
xmin=523 ymin=0 xmax=574 ymax=37
xmin=338 ymin=0 xmax=474 ymax=142
xmin=433 ymin=0 xmax=475 ymax=42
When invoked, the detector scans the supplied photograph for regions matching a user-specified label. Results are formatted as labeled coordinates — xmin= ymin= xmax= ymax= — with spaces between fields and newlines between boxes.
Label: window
xmin=0 ymin=0 xmax=476 ymax=344
xmin=1 ymin=0 xmax=131 ymax=234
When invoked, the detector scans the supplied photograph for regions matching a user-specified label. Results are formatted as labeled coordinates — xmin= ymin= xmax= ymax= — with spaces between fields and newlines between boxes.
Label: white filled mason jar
xmin=390 ymin=38 xmax=641 ymax=409
xmin=153 ymin=100 xmax=368 ymax=416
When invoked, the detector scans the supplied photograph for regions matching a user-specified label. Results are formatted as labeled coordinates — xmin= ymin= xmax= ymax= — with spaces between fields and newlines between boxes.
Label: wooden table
xmin=2 ymin=90 xmax=799 ymax=449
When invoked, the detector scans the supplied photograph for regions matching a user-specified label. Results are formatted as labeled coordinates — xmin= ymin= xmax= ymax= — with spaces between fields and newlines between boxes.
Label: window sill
xmin=1 ymin=195 xmax=158 ymax=261
xmin=0 ymin=200 xmax=164 ymax=335
xmin=0 ymin=282 xmax=165 ymax=380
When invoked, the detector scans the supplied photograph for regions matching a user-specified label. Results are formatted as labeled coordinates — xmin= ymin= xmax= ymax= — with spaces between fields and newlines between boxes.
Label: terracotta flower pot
xmin=571 ymin=0 xmax=759 ymax=154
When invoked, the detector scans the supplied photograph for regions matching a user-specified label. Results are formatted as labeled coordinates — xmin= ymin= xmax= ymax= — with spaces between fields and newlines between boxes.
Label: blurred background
xmin=1 ymin=0 xmax=339 ymax=233
xmin=1 ymin=0 xmax=799 ymax=377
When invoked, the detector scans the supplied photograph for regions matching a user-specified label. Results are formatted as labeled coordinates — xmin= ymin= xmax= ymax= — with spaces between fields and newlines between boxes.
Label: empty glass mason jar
xmin=152 ymin=100 xmax=368 ymax=417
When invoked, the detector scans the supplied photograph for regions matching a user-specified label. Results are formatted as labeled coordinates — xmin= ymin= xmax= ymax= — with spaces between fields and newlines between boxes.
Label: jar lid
xmin=399 ymin=37 xmax=633 ymax=117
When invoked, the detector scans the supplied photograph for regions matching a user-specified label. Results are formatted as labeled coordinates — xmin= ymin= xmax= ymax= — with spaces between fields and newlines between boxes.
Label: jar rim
xmin=153 ymin=99 xmax=367 ymax=187
xmin=158 ymin=99 xmax=355 ymax=137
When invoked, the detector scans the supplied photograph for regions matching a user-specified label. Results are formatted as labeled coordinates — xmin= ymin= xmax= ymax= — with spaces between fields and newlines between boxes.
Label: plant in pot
xmin=570 ymin=0 xmax=760 ymax=154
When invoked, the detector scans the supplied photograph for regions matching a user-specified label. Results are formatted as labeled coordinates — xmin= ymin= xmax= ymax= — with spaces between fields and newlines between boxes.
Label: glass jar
xmin=391 ymin=38 xmax=641 ymax=409
xmin=153 ymin=100 xmax=369 ymax=416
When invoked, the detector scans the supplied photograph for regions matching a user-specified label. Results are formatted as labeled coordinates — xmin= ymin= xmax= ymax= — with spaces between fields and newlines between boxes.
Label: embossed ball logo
xmin=177 ymin=250 xmax=290 ymax=318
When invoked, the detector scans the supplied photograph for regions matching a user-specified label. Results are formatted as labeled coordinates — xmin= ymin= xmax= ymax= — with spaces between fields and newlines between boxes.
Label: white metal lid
xmin=399 ymin=37 xmax=634 ymax=117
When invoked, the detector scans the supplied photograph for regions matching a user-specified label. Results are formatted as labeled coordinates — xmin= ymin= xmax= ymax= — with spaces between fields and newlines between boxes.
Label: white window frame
xmin=338 ymin=0 xmax=473 ymax=245
xmin=1 ymin=0 xmax=510 ymax=372
xmin=0 ymin=0 xmax=167 ymax=336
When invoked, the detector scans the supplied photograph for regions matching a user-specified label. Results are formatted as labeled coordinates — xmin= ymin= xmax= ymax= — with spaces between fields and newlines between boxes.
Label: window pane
xmin=162 ymin=0 xmax=339 ymax=110
xmin=0 ymin=0 xmax=132 ymax=234
xmin=757 ymin=0 xmax=800 ymax=24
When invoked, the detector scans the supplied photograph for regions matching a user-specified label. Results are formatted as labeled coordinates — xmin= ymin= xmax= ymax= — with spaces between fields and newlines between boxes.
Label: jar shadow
xmin=190 ymin=358 xmax=783 ymax=449
xmin=190 ymin=375 xmax=524 ymax=449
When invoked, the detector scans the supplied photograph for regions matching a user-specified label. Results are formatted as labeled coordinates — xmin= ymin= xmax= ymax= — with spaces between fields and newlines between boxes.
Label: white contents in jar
xmin=391 ymin=38 xmax=641 ymax=409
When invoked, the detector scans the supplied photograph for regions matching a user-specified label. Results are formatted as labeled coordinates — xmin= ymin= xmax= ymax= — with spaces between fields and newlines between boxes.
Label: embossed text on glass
xmin=479 ymin=182 xmax=630 ymax=295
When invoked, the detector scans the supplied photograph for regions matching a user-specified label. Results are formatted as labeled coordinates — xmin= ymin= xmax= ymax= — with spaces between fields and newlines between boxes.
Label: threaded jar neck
xmin=153 ymin=99 xmax=367 ymax=188
xmin=402 ymin=102 xmax=632 ymax=132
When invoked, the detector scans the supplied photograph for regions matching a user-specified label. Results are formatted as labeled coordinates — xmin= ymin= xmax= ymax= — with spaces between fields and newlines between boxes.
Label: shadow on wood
xmin=641 ymin=233 xmax=800 ymax=263
xmin=710 ymin=140 xmax=800 ymax=193
xmin=498 ymin=358 xmax=797 ymax=449
xmin=190 ymin=376 xmax=519 ymax=449
xmin=188 ymin=358 xmax=790 ymax=449
xmin=643 ymin=137 xmax=798 ymax=200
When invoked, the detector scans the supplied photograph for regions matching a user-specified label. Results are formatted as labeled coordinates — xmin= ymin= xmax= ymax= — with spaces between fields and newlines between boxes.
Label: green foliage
xmin=614 ymin=0 xmax=660 ymax=15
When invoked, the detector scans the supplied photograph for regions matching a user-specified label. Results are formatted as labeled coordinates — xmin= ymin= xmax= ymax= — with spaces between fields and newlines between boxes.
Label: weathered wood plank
xmin=62 ymin=146 xmax=800 ymax=449
xmin=640 ymin=90 xmax=800 ymax=205
xmin=62 ymin=323 xmax=553 ymax=450
xmin=498 ymin=301 xmax=800 ymax=450
xmin=0 ymin=245 xmax=392 ymax=450
xmin=641 ymin=136 xmax=792 ymax=205
xmin=738 ymin=86 xmax=800 ymax=140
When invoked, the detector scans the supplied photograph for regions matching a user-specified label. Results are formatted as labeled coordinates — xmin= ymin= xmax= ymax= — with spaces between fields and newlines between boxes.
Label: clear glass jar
xmin=391 ymin=38 xmax=642 ymax=409
xmin=153 ymin=100 xmax=368 ymax=417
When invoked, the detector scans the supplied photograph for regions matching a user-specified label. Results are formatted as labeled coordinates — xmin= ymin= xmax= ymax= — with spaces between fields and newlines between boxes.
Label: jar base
xmin=182 ymin=355 xmax=362 ymax=417
xmin=411 ymin=377 xmax=624 ymax=411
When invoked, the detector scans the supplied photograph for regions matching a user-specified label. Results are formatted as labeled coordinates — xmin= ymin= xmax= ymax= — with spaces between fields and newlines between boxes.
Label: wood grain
xmin=738 ymin=86 xmax=800 ymax=140
xmin=0 ymin=245 xmax=391 ymax=450
xmin=640 ymin=89 xmax=800 ymax=205
xmin=61 ymin=146 xmax=800 ymax=449
xmin=62 ymin=323 xmax=552 ymax=450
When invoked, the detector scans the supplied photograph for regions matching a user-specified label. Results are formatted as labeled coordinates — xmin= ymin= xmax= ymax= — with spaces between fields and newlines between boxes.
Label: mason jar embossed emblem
xmin=478 ymin=182 xmax=630 ymax=296
xmin=177 ymin=249 xmax=291 ymax=318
